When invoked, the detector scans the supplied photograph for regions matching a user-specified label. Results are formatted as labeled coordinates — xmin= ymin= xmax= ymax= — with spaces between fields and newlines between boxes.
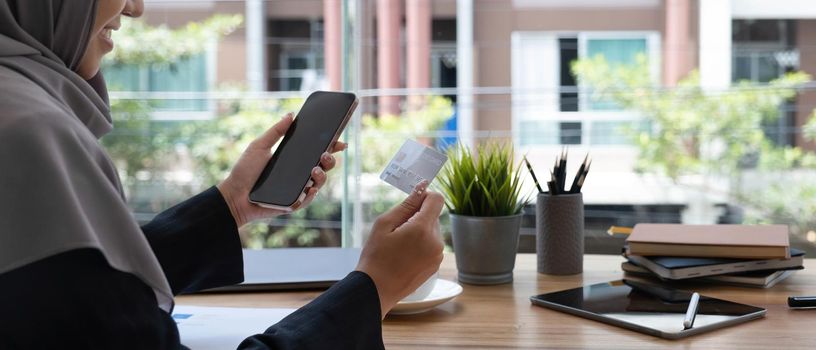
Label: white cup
xmin=401 ymin=272 xmax=438 ymax=302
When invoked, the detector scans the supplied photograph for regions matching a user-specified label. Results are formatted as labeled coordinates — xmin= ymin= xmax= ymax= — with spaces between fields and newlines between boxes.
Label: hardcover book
xmin=626 ymin=224 xmax=790 ymax=259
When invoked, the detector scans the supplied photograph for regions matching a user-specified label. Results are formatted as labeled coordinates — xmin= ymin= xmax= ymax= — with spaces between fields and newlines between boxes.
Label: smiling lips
xmin=99 ymin=26 xmax=117 ymax=50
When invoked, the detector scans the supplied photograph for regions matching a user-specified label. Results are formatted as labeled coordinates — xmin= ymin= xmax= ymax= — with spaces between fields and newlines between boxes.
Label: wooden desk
xmin=177 ymin=254 xmax=816 ymax=349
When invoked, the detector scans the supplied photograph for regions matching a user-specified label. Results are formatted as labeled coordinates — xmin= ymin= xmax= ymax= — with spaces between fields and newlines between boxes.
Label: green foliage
xmin=756 ymin=144 xmax=816 ymax=169
xmin=99 ymin=14 xmax=459 ymax=247
xmin=100 ymin=15 xmax=339 ymax=248
xmin=183 ymin=98 xmax=305 ymax=185
xmin=106 ymin=15 xmax=243 ymax=66
xmin=742 ymin=181 xmax=816 ymax=236
xmin=102 ymin=99 xmax=161 ymax=178
xmin=572 ymin=54 xmax=816 ymax=235
xmin=438 ymin=142 xmax=529 ymax=217
xmin=102 ymin=14 xmax=243 ymax=181
xmin=572 ymin=54 xmax=811 ymax=179
xmin=806 ymin=111 xmax=816 ymax=141
xmin=350 ymin=97 xmax=455 ymax=238
xmin=360 ymin=96 xmax=453 ymax=173
xmin=181 ymin=98 xmax=343 ymax=248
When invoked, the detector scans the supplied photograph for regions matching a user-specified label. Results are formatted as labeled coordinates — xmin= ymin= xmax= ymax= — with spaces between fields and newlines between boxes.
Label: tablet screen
xmin=530 ymin=279 xmax=765 ymax=338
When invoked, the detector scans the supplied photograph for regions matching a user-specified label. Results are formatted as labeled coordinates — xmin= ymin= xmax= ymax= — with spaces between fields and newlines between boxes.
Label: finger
xmin=296 ymin=187 xmax=319 ymax=210
xmin=252 ymin=113 xmax=294 ymax=149
xmin=374 ymin=180 xmax=429 ymax=231
xmin=330 ymin=141 xmax=348 ymax=153
xmin=412 ymin=191 xmax=445 ymax=225
xmin=310 ymin=166 xmax=327 ymax=189
xmin=319 ymin=152 xmax=336 ymax=171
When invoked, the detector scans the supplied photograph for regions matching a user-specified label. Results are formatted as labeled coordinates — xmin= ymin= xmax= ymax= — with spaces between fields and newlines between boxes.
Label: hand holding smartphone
xmin=249 ymin=91 xmax=358 ymax=211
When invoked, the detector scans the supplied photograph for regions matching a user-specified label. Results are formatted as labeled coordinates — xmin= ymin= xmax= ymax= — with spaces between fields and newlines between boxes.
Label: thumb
xmin=375 ymin=180 xmax=430 ymax=231
xmin=409 ymin=191 xmax=444 ymax=225
xmin=251 ymin=113 xmax=294 ymax=150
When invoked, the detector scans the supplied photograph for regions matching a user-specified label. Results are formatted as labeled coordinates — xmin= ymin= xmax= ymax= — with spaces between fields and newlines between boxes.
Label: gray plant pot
xmin=450 ymin=213 xmax=522 ymax=285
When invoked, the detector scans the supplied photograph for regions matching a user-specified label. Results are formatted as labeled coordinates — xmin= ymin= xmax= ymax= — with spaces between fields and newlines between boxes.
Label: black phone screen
xmin=249 ymin=91 xmax=356 ymax=207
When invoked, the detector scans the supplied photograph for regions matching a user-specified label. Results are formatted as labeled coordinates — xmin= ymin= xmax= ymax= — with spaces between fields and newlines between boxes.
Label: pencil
xmin=558 ymin=147 xmax=567 ymax=193
xmin=606 ymin=226 xmax=633 ymax=236
xmin=548 ymin=170 xmax=558 ymax=195
xmin=523 ymin=156 xmax=544 ymax=193
xmin=569 ymin=153 xmax=590 ymax=194
xmin=574 ymin=157 xmax=591 ymax=193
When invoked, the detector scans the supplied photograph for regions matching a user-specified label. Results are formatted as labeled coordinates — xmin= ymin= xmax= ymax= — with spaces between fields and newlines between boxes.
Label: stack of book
xmin=622 ymin=224 xmax=804 ymax=288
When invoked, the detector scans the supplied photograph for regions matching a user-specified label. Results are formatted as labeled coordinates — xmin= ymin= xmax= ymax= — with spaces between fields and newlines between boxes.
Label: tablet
xmin=530 ymin=279 xmax=765 ymax=339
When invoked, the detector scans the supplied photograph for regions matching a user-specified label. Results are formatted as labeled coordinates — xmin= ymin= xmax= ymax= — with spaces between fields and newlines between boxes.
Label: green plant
xmin=437 ymin=142 xmax=529 ymax=217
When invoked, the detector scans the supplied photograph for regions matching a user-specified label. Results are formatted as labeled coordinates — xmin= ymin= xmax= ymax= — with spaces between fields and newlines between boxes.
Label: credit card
xmin=380 ymin=139 xmax=448 ymax=194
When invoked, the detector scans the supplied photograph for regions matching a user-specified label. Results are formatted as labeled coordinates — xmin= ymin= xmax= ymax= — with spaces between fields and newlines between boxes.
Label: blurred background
xmin=103 ymin=0 xmax=816 ymax=255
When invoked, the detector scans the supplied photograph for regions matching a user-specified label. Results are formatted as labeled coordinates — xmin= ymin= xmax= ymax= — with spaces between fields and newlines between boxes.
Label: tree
xmin=100 ymin=15 xmax=242 ymax=209
xmin=572 ymin=54 xmax=816 ymax=235
xmin=573 ymin=54 xmax=812 ymax=179
xmin=98 ymin=15 xmax=343 ymax=247
xmin=107 ymin=16 xmax=243 ymax=66
xmin=101 ymin=15 xmax=243 ymax=175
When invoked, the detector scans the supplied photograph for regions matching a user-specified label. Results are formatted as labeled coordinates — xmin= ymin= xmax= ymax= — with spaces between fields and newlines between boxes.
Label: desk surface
xmin=177 ymin=254 xmax=816 ymax=349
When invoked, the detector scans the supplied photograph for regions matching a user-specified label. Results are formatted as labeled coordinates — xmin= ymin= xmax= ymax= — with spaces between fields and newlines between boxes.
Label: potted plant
xmin=437 ymin=142 xmax=529 ymax=285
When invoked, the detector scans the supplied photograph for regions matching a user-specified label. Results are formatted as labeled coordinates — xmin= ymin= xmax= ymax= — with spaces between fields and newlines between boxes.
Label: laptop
xmin=205 ymin=247 xmax=361 ymax=292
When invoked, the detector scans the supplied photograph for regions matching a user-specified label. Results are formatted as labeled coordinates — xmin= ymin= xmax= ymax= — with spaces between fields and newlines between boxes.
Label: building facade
xmin=133 ymin=0 xmax=816 ymax=149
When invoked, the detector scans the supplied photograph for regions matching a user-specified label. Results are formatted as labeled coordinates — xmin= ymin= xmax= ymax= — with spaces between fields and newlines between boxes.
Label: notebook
xmin=626 ymin=224 xmax=790 ymax=259
xmin=709 ymin=269 xmax=796 ymax=288
xmin=621 ymin=262 xmax=799 ymax=288
xmin=625 ymin=248 xmax=804 ymax=279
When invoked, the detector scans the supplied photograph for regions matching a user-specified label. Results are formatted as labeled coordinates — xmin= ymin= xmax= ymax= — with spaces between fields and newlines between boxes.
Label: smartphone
xmin=249 ymin=91 xmax=358 ymax=211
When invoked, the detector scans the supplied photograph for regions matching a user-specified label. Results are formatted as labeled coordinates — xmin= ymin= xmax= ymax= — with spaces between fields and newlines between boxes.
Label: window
xmin=558 ymin=38 xmax=579 ymax=112
xmin=431 ymin=18 xmax=457 ymax=98
xmin=268 ymin=19 xmax=325 ymax=91
xmin=732 ymin=19 xmax=796 ymax=83
xmin=512 ymin=31 xmax=659 ymax=146
xmin=105 ymin=53 xmax=213 ymax=119
xmin=279 ymin=51 xmax=324 ymax=91
xmin=101 ymin=1 xmax=816 ymax=257
xmin=732 ymin=19 xmax=798 ymax=147
xmin=559 ymin=121 xmax=582 ymax=145
xmin=583 ymin=37 xmax=647 ymax=110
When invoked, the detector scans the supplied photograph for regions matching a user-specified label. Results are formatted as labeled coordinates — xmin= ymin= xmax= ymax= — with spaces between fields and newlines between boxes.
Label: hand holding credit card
xmin=380 ymin=139 xmax=448 ymax=194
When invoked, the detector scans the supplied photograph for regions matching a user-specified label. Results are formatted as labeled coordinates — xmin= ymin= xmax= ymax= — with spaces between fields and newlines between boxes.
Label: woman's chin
xmin=75 ymin=56 xmax=102 ymax=80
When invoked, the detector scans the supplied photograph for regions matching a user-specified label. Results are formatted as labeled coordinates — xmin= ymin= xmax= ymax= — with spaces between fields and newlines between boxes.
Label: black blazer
xmin=0 ymin=187 xmax=385 ymax=349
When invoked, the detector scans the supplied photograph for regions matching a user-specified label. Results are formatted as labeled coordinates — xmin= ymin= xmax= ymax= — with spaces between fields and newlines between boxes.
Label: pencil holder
xmin=536 ymin=193 xmax=584 ymax=275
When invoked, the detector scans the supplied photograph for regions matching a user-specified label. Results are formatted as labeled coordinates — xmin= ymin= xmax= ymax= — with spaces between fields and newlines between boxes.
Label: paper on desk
xmin=173 ymin=305 xmax=295 ymax=350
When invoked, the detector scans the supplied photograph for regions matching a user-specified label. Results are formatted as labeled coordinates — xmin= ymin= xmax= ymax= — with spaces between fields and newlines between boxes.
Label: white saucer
xmin=389 ymin=279 xmax=463 ymax=315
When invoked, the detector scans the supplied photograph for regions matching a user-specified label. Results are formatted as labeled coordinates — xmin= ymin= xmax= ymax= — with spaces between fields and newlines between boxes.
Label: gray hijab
xmin=0 ymin=0 xmax=173 ymax=312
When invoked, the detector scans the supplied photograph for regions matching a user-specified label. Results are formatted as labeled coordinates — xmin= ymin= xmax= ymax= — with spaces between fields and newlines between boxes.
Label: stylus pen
xmin=683 ymin=292 xmax=700 ymax=330
xmin=788 ymin=296 xmax=816 ymax=308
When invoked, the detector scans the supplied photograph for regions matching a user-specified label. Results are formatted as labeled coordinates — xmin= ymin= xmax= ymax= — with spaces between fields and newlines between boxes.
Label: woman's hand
xmin=216 ymin=113 xmax=347 ymax=227
xmin=355 ymin=181 xmax=445 ymax=318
